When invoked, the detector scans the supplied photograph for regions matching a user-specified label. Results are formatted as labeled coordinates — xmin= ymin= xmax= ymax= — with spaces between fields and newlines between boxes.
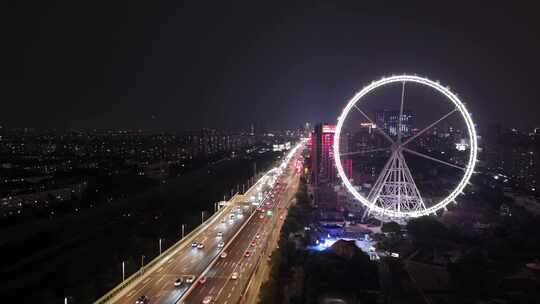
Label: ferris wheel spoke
xmin=397 ymin=81 xmax=405 ymax=142
xmin=340 ymin=147 xmax=389 ymax=157
xmin=402 ymin=147 xmax=466 ymax=171
xmin=401 ymin=108 xmax=458 ymax=147
xmin=352 ymin=104 xmax=395 ymax=145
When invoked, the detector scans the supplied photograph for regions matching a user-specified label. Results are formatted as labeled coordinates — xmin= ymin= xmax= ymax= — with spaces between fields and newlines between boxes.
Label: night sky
xmin=6 ymin=1 xmax=540 ymax=132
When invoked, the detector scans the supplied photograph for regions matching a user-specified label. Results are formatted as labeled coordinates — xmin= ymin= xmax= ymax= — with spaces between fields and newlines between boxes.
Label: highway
xmin=104 ymin=143 xmax=304 ymax=304
xmin=114 ymin=199 xmax=255 ymax=304
xmin=182 ymin=153 xmax=301 ymax=304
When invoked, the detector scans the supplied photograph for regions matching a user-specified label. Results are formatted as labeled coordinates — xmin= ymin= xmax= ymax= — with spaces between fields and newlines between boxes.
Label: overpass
xmin=94 ymin=142 xmax=304 ymax=304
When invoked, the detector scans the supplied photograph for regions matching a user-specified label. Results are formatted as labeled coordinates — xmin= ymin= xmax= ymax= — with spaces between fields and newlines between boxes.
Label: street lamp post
xmin=159 ymin=238 xmax=162 ymax=255
xmin=201 ymin=211 xmax=205 ymax=224
xmin=64 ymin=297 xmax=68 ymax=304
xmin=182 ymin=224 xmax=185 ymax=238
xmin=141 ymin=255 xmax=145 ymax=268
xmin=122 ymin=261 xmax=125 ymax=281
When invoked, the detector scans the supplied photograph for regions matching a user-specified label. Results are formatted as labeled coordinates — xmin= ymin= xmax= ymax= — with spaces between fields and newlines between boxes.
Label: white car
xmin=197 ymin=243 xmax=204 ymax=249
xmin=217 ymin=241 xmax=225 ymax=248
xmin=202 ymin=296 xmax=212 ymax=304
xmin=217 ymin=232 xmax=223 ymax=237
xmin=185 ymin=275 xmax=196 ymax=283
xmin=174 ymin=278 xmax=182 ymax=287
xmin=231 ymin=272 xmax=239 ymax=280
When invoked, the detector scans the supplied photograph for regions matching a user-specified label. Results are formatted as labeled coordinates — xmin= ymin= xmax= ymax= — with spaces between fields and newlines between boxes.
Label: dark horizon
xmin=6 ymin=1 xmax=540 ymax=131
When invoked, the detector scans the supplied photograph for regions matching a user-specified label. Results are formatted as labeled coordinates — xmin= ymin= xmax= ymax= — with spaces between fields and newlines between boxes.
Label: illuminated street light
xmin=182 ymin=224 xmax=185 ymax=238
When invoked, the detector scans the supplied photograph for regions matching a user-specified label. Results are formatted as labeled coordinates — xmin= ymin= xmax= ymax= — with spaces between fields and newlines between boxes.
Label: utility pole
xmin=122 ymin=261 xmax=125 ymax=281
xmin=159 ymin=238 xmax=162 ymax=255
xmin=182 ymin=224 xmax=185 ymax=238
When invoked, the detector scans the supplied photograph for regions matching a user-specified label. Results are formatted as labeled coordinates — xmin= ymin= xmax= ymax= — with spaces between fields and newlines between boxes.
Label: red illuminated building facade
xmin=310 ymin=123 xmax=352 ymax=185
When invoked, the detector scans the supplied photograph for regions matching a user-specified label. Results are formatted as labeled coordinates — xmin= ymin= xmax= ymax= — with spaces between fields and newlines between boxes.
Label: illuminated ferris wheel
xmin=333 ymin=75 xmax=478 ymax=219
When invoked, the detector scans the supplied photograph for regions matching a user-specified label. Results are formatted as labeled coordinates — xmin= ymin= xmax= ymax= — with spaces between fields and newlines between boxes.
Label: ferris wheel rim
xmin=333 ymin=74 xmax=478 ymax=218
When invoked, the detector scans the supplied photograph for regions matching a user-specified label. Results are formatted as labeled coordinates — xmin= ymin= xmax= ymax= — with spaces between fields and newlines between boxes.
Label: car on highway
xmin=199 ymin=276 xmax=207 ymax=284
xmin=244 ymin=251 xmax=251 ymax=257
xmin=191 ymin=242 xmax=198 ymax=248
xmin=174 ymin=278 xmax=182 ymax=287
xmin=197 ymin=243 xmax=204 ymax=249
xmin=218 ymin=241 xmax=225 ymax=248
xmin=202 ymin=296 xmax=212 ymax=304
xmin=259 ymin=214 xmax=264 ymax=219
xmin=255 ymin=233 xmax=260 ymax=239
xmin=185 ymin=275 xmax=196 ymax=283
xmin=220 ymin=252 xmax=228 ymax=258
xmin=135 ymin=295 xmax=149 ymax=304
xmin=250 ymin=240 xmax=257 ymax=247
xmin=217 ymin=231 xmax=223 ymax=237
xmin=231 ymin=272 xmax=239 ymax=280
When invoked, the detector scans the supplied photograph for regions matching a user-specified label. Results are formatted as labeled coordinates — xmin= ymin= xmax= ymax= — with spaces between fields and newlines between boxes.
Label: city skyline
xmin=4 ymin=2 xmax=540 ymax=303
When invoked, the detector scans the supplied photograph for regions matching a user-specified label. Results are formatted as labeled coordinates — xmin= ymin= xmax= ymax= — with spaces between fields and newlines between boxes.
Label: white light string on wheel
xmin=333 ymin=75 xmax=478 ymax=218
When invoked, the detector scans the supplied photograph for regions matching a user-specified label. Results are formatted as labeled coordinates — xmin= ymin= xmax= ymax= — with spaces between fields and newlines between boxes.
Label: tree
xmin=381 ymin=221 xmax=401 ymax=234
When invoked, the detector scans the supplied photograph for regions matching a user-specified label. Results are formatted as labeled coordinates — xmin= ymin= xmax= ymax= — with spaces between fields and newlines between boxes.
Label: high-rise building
xmin=311 ymin=124 xmax=335 ymax=184
xmin=375 ymin=110 xmax=413 ymax=137
xmin=304 ymin=122 xmax=311 ymax=138
xmin=310 ymin=124 xmax=353 ymax=185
